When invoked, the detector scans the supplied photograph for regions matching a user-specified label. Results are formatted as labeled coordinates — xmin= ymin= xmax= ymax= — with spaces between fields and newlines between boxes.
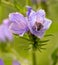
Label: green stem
xmin=52 ymin=60 xmax=57 ymax=65
xmin=28 ymin=31 xmax=37 ymax=65
xmin=30 ymin=34 xmax=37 ymax=65
xmin=1 ymin=0 xmax=14 ymax=7
xmin=32 ymin=44 xmax=36 ymax=65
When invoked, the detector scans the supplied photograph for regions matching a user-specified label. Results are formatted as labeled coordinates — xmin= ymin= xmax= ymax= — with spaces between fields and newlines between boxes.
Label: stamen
xmin=32 ymin=22 xmax=43 ymax=31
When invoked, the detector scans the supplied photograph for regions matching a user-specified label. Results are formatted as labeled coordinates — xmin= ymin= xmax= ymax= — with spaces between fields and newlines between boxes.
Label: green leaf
xmin=44 ymin=34 xmax=53 ymax=37
xmin=13 ymin=0 xmax=24 ymax=12
xmin=38 ymin=43 xmax=47 ymax=46
xmin=38 ymin=48 xmax=42 ymax=52
xmin=37 ymin=46 xmax=46 ymax=52
xmin=51 ymin=48 xmax=58 ymax=60
xmin=14 ymin=35 xmax=31 ymax=41
xmin=19 ymin=37 xmax=31 ymax=41
xmin=1 ymin=0 xmax=14 ymax=7
xmin=38 ymin=40 xmax=49 ymax=43
xmin=13 ymin=0 xmax=26 ymax=14
xmin=40 ymin=47 xmax=46 ymax=50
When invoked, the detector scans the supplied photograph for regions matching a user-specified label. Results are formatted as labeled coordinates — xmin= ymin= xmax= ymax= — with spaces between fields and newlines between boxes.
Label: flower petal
xmin=26 ymin=6 xmax=32 ymax=16
xmin=36 ymin=9 xmax=45 ymax=24
xmin=43 ymin=18 xmax=52 ymax=30
xmin=28 ymin=10 xmax=36 ymax=26
xmin=0 ymin=24 xmax=13 ymax=42
xmin=0 ymin=25 xmax=6 ymax=42
xmin=9 ymin=12 xmax=28 ymax=36
xmin=36 ymin=9 xmax=45 ymax=17
xmin=12 ymin=60 xmax=20 ymax=65
xmin=29 ymin=25 xmax=45 ymax=38
xmin=3 ymin=19 xmax=10 ymax=27
xmin=10 ymin=23 xmax=28 ymax=36
xmin=0 ymin=59 xmax=4 ymax=65
xmin=26 ymin=6 xmax=36 ymax=26
xmin=3 ymin=25 xmax=13 ymax=41
xmin=9 ymin=12 xmax=26 ymax=25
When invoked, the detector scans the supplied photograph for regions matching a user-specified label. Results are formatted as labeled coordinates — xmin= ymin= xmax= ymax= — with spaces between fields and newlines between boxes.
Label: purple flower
xmin=12 ymin=60 xmax=20 ymax=65
xmin=3 ymin=19 xmax=11 ymax=27
xmin=0 ymin=59 xmax=4 ymax=65
xmin=0 ymin=59 xmax=20 ymax=65
xmin=0 ymin=19 xmax=13 ymax=42
xmin=27 ymin=7 xmax=52 ymax=38
xmin=8 ymin=7 xmax=52 ymax=38
xmin=26 ymin=6 xmax=32 ymax=16
xmin=9 ymin=12 xmax=28 ymax=36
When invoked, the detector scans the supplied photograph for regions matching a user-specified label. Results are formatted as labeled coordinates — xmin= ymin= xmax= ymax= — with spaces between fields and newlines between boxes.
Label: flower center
xmin=32 ymin=22 xmax=43 ymax=31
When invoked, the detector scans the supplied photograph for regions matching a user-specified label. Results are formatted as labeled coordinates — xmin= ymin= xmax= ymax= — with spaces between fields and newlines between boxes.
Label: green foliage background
xmin=0 ymin=0 xmax=58 ymax=65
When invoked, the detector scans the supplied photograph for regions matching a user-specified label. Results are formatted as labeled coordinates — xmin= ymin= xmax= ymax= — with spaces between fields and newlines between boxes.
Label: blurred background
xmin=0 ymin=0 xmax=58 ymax=65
